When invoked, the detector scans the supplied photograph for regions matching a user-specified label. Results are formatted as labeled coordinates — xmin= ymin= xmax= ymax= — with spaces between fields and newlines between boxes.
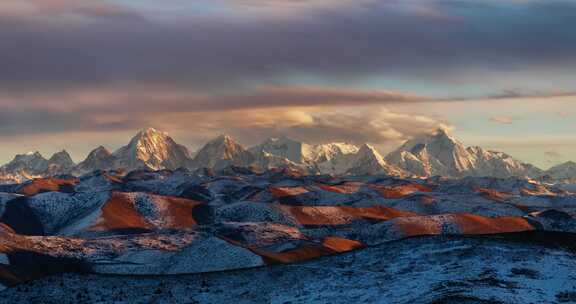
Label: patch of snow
xmin=90 ymin=234 xmax=264 ymax=275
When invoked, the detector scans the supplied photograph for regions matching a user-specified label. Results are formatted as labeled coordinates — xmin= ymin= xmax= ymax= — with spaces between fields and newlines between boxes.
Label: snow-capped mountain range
xmin=0 ymin=127 xmax=574 ymax=183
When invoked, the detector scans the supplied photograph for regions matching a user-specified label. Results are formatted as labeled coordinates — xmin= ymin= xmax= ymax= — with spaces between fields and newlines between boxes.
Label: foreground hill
xmin=0 ymin=167 xmax=575 ymax=298
xmin=2 ymin=234 xmax=575 ymax=304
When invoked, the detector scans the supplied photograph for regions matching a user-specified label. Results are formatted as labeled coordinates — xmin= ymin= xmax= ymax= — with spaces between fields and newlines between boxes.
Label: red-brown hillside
xmin=17 ymin=177 xmax=78 ymax=196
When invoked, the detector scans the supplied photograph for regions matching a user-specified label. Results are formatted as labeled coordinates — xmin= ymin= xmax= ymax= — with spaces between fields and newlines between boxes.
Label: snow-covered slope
xmin=308 ymin=143 xmax=360 ymax=164
xmin=270 ymin=141 xmax=398 ymax=177
xmin=343 ymin=144 xmax=404 ymax=176
xmin=250 ymin=137 xmax=359 ymax=167
xmin=467 ymin=146 xmax=542 ymax=178
xmin=4 ymin=235 xmax=576 ymax=304
xmin=386 ymin=129 xmax=541 ymax=178
xmin=249 ymin=137 xmax=382 ymax=175
xmin=250 ymin=136 xmax=310 ymax=164
xmin=252 ymin=151 xmax=310 ymax=173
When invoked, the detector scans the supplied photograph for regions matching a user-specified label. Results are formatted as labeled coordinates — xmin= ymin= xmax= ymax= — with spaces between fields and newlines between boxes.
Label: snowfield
xmin=1 ymin=236 xmax=575 ymax=304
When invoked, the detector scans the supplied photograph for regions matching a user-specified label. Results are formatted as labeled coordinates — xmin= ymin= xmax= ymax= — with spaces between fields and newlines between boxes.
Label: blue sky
xmin=0 ymin=0 xmax=574 ymax=168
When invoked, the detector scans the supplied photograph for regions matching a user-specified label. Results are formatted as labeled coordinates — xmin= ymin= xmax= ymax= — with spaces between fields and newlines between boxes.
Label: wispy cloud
xmin=489 ymin=116 xmax=514 ymax=125
xmin=0 ymin=85 xmax=429 ymax=136
xmin=0 ymin=0 xmax=143 ymax=22
xmin=1 ymin=83 xmax=573 ymax=143
xmin=483 ymin=89 xmax=576 ymax=100
xmin=165 ymin=107 xmax=452 ymax=147
xmin=545 ymin=150 xmax=563 ymax=158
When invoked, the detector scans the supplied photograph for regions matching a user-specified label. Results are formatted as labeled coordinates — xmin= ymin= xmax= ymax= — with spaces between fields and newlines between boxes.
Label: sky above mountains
xmin=0 ymin=0 xmax=575 ymax=168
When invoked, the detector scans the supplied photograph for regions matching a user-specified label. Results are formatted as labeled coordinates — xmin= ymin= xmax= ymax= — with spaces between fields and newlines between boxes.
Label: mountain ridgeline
xmin=0 ymin=128 xmax=573 ymax=183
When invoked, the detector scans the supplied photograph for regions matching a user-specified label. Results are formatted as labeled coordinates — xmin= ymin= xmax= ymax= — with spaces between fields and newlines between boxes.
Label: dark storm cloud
xmin=0 ymin=108 xmax=138 ymax=136
xmin=0 ymin=0 xmax=575 ymax=90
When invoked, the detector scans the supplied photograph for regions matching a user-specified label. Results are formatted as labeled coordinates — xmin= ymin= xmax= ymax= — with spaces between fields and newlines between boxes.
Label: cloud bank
xmin=0 ymin=0 xmax=575 ymax=164
xmin=0 ymin=0 xmax=575 ymax=90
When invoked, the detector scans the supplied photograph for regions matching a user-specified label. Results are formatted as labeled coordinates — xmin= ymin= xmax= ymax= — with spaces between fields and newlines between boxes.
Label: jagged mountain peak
xmin=112 ymin=128 xmax=191 ymax=171
xmin=83 ymin=146 xmax=113 ymax=163
xmin=47 ymin=150 xmax=75 ymax=174
xmin=0 ymin=149 xmax=75 ymax=179
xmin=408 ymin=128 xmax=460 ymax=149
xmin=211 ymin=134 xmax=236 ymax=144
xmin=558 ymin=160 xmax=576 ymax=167
xmin=49 ymin=150 xmax=73 ymax=161
xmin=86 ymin=146 xmax=113 ymax=160
xmin=48 ymin=150 xmax=75 ymax=167
xmin=14 ymin=151 xmax=44 ymax=160
xmin=128 ymin=127 xmax=171 ymax=145
xmin=355 ymin=144 xmax=388 ymax=166
xmin=250 ymin=137 xmax=359 ymax=165
xmin=307 ymin=142 xmax=359 ymax=164
xmin=387 ymin=130 xmax=540 ymax=179
xmin=91 ymin=146 xmax=111 ymax=155
xmin=250 ymin=136 xmax=307 ymax=164
xmin=1 ymin=151 xmax=49 ymax=176
xmin=346 ymin=143 xmax=403 ymax=176
xmin=73 ymin=146 xmax=116 ymax=175
xmin=136 ymin=127 xmax=165 ymax=136
xmin=386 ymin=128 xmax=476 ymax=177
xmin=432 ymin=127 xmax=453 ymax=139
xmin=358 ymin=143 xmax=378 ymax=152
xmin=122 ymin=128 xmax=175 ymax=152
xmin=202 ymin=134 xmax=246 ymax=151
xmin=190 ymin=134 xmax=254 ymax=170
